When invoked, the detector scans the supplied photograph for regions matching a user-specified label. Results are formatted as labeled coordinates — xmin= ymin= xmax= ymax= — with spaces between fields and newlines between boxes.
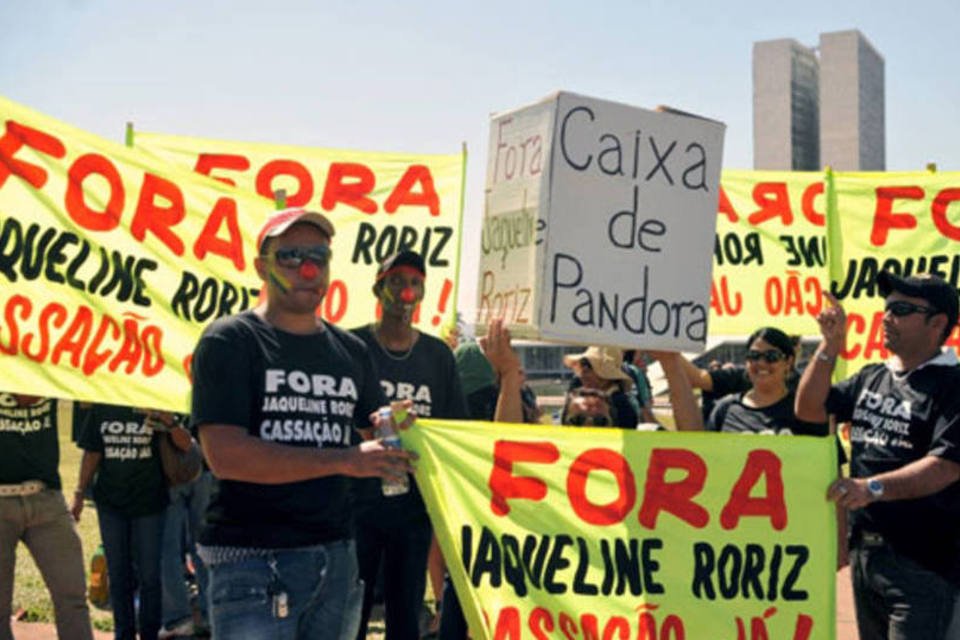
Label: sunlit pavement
xmin=836 ymin=566 xmax=859 ymax=640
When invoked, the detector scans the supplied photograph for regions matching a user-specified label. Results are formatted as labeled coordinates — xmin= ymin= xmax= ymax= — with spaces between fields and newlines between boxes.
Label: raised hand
xmin=816 ymin=292 xmax=846 ymax=356
xmin=478 ymin=318 xmax=521 ymax=379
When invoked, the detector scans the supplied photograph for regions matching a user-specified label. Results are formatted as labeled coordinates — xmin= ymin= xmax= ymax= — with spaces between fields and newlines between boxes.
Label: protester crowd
xmin=2 ymin=206 xmax=959 ymax=640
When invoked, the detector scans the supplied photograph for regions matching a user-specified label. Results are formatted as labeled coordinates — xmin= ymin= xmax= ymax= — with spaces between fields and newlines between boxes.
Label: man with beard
xmin=351 ymin=250 xmax=467 ymax=640
xmin=796 ymin=271 xmax=960 ymax=639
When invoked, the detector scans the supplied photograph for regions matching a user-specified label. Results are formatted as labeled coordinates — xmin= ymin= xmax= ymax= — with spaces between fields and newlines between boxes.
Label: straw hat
xmin=563 ymin=346 xmax=631 ymax=383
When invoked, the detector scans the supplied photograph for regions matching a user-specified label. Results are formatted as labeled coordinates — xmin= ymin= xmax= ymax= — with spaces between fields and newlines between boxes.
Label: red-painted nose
xmin=299 ymin=262 xmax=320 ymax=280
xmin=400 ymin=287 xmax=416 ymax=303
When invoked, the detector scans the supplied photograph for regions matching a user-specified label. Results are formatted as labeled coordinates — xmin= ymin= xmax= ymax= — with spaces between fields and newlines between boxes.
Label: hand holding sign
xmin=478 ymin=318 xmax=520 ymax=379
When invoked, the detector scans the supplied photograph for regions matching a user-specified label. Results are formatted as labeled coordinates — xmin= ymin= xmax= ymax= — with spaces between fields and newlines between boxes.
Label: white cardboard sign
xmin=477 ymin=92 xmax=725 ymax=351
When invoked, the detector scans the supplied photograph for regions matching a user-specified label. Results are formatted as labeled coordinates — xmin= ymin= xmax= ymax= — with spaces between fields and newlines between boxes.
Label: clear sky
xmin=3 ymin=0 xmax=958 ymax=317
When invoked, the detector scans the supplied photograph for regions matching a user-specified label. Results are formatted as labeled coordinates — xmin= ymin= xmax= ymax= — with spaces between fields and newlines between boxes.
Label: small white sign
xmin=477 ymin=92 xmax=725 ymax=351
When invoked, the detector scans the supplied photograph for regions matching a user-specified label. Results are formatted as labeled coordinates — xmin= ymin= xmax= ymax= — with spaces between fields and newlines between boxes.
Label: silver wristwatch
xmin=866 ymin=477 xmax=884 ymax=500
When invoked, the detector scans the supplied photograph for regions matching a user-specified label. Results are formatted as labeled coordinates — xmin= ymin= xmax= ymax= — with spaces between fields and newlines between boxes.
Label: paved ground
xmin=10 ymin=569 xmax=860 ymax=639
xmin=9 ymin=619 xmax=111 ymax=639
xmin=835 ymin=566 xmax=859 ymax=639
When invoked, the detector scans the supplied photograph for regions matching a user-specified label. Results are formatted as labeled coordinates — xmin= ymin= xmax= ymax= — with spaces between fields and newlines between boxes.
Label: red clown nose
xmin=400 ymin=287 xmax=416 ymax=303
xmin=298 ymin=261 xmax=320 ymax=280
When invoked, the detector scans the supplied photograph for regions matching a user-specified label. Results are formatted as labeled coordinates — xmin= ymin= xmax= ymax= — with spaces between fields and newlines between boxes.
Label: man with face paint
xmin=351 ymin=250 xmax=468 ymax=640
xmin=190 ymin=208 xmax=416 ymax=640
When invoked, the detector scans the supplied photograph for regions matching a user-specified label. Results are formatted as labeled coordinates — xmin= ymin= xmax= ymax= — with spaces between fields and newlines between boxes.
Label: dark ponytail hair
xmin=745 ymin=327 xmax=794 ymax=359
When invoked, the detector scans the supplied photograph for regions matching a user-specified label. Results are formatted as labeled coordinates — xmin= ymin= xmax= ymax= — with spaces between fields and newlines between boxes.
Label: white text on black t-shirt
xmin=851 ymin=389 xmax=913 ymax=450
xmin=259 ymin=368 xmax=359 ymax=447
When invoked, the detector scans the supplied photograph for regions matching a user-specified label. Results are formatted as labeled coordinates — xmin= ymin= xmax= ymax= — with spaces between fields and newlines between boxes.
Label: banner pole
xmin=125 ymin=122 xmax=134 ymax=148
xmin=448 ymin=142 xmax=468 ymax=333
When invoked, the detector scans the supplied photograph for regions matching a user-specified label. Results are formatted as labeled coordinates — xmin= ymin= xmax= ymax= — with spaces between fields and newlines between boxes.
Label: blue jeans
xmin=97 ymin=504 xmax=165 ymax=640
xmin=0 ymin=490 xmax=93 ymax=640
xmin=161 ymin=471 xmax=212 ymax=628
xmin=851 ymin=536 xmax=958 ymax=639
xmin=355 ymin=513 xmax=432 ymax=640
xmin=207 ymin=539 xmax=363 ymax=640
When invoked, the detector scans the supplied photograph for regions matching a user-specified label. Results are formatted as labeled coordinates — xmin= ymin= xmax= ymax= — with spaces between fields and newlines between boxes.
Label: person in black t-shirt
xmin=796 ymin=271 xmax=960 ymax=640
xmin=351 ymin=250 xmax=468 ymax=640
xmin=680 ymin=338 xmax=805 ymax=423
xmin=190 ymin=208 xmax=415 ymax=640
xmin=74 ymin=404 xmax=181 ymax=640
xmin=0 ymin=394 xmax=93 ymax=640
xmin=705 ymin=327 xmax=827 ymax=437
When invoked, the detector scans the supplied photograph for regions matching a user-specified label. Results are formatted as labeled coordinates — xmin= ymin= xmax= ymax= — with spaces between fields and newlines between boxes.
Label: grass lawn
xmin=12 ymin=402 xmax=113 ymax=632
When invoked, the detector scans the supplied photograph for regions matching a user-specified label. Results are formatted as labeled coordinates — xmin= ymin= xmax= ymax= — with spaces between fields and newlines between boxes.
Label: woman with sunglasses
xmin=707 ymin=327 xmax=826 ymax=436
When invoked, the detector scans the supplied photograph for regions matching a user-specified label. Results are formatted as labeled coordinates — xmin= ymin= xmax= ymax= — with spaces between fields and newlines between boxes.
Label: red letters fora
xmin=869 ymin=185 xmax=960 ymax=246
xmin=193 ymin=153 xmax=442 ymax=216
xmin=488 ymin=442 xmax=788 ymax=531
xmin=0 ymin=121 xmax=247 ymax=271
xmin=717 ymin=181 xmax=825 ymax=228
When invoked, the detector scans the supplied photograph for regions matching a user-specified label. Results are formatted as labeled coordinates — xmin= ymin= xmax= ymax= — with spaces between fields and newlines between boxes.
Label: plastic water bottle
xmin=376 ymin=407 xmax=409 ymax=496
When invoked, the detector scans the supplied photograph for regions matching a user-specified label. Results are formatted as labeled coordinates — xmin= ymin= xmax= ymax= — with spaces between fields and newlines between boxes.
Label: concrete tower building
xmin=752 ymin=29 xmax=884 ymax=171
xmin=819 ymin=30 xmax=885 ymax=170
xmin=753 ymin=38 xmax=820 ymax=170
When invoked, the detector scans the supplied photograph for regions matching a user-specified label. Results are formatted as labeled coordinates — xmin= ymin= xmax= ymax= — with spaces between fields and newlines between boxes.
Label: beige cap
xmin=563 ymin=346 xmax=631 ymax=383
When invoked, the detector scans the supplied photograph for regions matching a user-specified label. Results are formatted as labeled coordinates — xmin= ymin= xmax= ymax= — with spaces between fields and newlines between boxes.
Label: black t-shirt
xmin=701 ymin=366 xmax=751 ymax=422
xmin=701 ymin=365 xmax=802 ymax=422
xmin=707 ymin=392 xmax=828 ymax=437
xmin=78 ymin=404 xmax=168 ymax=517
xmin=191 ymin=311 xmax=384 ymax=549
xmin=826 ymin=359 xmax=960 ymax=582
xmin=0 ymin=395 xmax=60 ymax=489
xmin=351 ymin=325 xmax=468 ymax=522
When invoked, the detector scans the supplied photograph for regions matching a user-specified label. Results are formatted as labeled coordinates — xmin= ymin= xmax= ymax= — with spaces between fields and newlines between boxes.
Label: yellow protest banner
xmin=405 ymin=420 xmax=837 ymax=640
xmin=133 ymin=130 xmax=466 ymax=334
xmin=826 ymin=170 xmax=960 ymax=374
xmin=710 ymin=171 xmax=828 ymax=337
xmin=0 ymin=95 xmax=272 ymax=411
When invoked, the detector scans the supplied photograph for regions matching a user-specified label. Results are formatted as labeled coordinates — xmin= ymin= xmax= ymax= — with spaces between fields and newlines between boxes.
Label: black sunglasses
xmin=885 ymin=300 xmax=936 ymax=317
xmin=745 ymin=349 xmax=786 ymax=363
xmin=567 ymin=414 xmax=612 ymax=427
xmin=271 ymin=245 xmax=332 ymax=269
